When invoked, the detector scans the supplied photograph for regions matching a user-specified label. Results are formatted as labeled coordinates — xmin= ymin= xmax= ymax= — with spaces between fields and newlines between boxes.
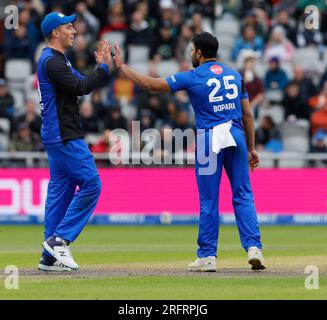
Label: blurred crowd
xmin=1 ymin=0 xmax=327 ymax=164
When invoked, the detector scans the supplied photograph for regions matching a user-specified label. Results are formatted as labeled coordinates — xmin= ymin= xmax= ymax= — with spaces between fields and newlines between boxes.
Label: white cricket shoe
xmin=38 ymin=254 xmax=74 ymax=272
xmin=187 ymin=256 xmax=217 ymax=272
xmin=43 ymin=236 xmax=79 ymax=270
xmin=247 ymin=246 xmax=266 ymax=270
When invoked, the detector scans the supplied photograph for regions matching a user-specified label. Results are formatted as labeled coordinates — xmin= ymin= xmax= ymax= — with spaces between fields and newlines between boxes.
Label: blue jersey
xmin=166 ymin=61 xmax=248 ymax=129
xmin=37 ymin=47 xmax=109 ymax=145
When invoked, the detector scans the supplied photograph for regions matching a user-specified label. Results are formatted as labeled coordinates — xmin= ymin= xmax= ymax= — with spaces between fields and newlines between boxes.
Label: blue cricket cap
xmin=41 ymin=12 xmax=77 ymax=37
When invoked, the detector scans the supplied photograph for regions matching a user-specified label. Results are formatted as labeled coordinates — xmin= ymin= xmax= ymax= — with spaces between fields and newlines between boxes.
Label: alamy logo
xmin=304 ymin=5 xmax=320 ymax=30
xmin=304 ymin=265 xmax=319 ymax=290
xmin=4 ymin=5 xmax=19 ymax=30
xmin=4 ymin=265 xmax=19 ymax=290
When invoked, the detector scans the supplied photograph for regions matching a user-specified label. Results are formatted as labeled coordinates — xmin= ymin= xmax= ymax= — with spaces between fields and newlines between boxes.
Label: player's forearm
xmin=242 ymin=111 xmax=255 ymax=151
xmin=120 ymin=64 xmax=154 ymax=90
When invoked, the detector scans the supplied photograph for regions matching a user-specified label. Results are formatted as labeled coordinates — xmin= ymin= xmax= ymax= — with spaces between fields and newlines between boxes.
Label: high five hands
xmin=112 ymin=43 xmax=124 ymax=69
xmin=94 ymin=40 xmax=112 ymax=66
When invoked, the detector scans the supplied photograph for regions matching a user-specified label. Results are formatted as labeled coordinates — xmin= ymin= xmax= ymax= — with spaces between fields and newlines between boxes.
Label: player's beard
xmin=192 ymin=56 xmax=199 ymax=68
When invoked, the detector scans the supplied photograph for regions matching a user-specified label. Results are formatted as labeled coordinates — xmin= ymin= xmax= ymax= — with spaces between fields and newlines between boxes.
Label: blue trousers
xmin=195 ymin=125 xmax=262 ymax=258
xmin=43 ymin=139 xmax=101 ymax=255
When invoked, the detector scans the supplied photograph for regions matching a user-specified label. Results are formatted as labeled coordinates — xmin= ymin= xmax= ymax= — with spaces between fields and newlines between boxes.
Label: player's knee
xmin=232 ymin=185 xmax=253 ymax=204
xmin=87 ymin=175 xmax=102 ymax=196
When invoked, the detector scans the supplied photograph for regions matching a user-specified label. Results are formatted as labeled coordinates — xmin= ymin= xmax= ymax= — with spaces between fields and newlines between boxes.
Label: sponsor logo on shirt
xmin=210 ymin=65 xmax=223 ymax=75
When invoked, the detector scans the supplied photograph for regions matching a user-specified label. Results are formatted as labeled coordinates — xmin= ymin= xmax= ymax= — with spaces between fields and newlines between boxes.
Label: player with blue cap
xmin=37 ymin=12 xmax=112 ymax=272
xmin=41 ymin=12 xmax=77 ymax=37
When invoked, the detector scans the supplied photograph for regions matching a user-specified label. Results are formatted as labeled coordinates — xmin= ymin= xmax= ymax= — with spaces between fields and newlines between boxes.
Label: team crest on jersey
xmin=210 ymin=65 xmax=223 ymax=75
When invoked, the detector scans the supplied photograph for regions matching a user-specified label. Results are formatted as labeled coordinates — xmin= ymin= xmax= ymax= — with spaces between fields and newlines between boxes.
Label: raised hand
xmin=112 ymin=43 xmax=124 ymax=69
xmin=94 ymin=40 xmax=111 ymax=66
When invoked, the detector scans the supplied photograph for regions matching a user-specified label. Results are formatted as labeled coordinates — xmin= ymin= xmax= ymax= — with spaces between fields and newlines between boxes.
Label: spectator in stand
xmin=138 ymin=91 xmax=168 ymax=124
xmin=188 ymin=0 xmax=215 ymax=23
xmin=309 ymin=129 xmax=327 ymax=167
xmin=73 ymin=18 xmax=96 ymax=44
xmin=241 ymin=56 xmax=265 ymax=118
xmin=293 ymin=64 xmax=317 ymax=102
xmin=296 ymin=22 xmax=323 ymax=48
xmin=264 ymin=56 xmax=288 ymax=90
xmin=9 ymin=122 xmax=42 ymax=152
xmin=277 ymin=0 xmax=298 ymax=15
xmin=91 ymin=89 xmax=107 ymax=119
xmin=125 ymin=10 xmax=153 ymax=60
xmin=80 ymin=101 xmax=99 ymax=134
xmin=241 ymin=0 xmax=272 ymax=16
xmin=164 ymin=100 xmax=179 ymax=125
xmin=311 ymin=129 xmax=327 ymax=153
xmin=282 ymin=81 xmax=311 ymax=121
xmin=75 ymin=1 xmax=100 ymax=38
xmin=24 ymin=72 xmax=40 ymax=107
xmin=150 ymin=24 xmax=177 ymax=61
xmin=13 ymin=100 xmax=41 ymax=135
xmin=138 ymin=108 xmax=157 ymax=132
xmin=271 ymin=9 xmax=297 ymax=46
xmin=255 ymin=115 xmax=282 ymax=152
xmin=67 ymin=34 xmax=96 ymax=76
xmin=104 ymin=106 xmax=128 ymax=131
xmin=231 ymin=24 xmax=264 ymax=62
xmin=189 ymin=12 xmax=205 ymax=34
xmin=5 ymin=24 xmax=34 ymax=61
xmin=172 ymin=110 xmax=191 ymax=131
xmin=240 ymin=9 xmax=267 ymax=38
xmin=18 ymin=7 xmax=42 ymax=57
xmin=175 ymin=24 xmax=193 ymax=62
xmin=90 ymin=129 xmax=112 ymax=153
xmin=112 ymin=70 xmax=138 ymax=105
xmin=159 ymin=0 xmax=175 ymax=29
xmin=99 ymin=0 xmax=128 ymax=36
xmin=0 ymin=79 xmax=14 ymax=123
xmin=264 ymin=25 xmax=295 ymax=63
xmin=82 ymin=0 xmax=108 ymax=28
xmin=309 ymin=82 xmax=327 ymax=133
xmin=319 ymin=65 xmax=327 ymax=89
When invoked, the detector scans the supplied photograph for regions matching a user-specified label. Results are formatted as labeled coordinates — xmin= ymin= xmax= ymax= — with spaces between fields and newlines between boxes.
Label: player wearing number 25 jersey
xmin=166 ymin=60 xmax=248 ymax=130
xmin=112 ymin=32 xmax=265 ymax=271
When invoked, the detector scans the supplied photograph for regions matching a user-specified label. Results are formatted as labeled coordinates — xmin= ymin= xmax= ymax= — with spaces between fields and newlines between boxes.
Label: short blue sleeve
xmin=166 ymin=71 xmax=192 ymax=92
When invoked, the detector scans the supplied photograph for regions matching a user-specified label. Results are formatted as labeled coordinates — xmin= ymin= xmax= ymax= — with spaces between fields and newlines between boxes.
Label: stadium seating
xmin=265 ymin=89 xmax=283 ymax=103
xmin=101 ymin=31 xmax=126 ymax=47
xmin=280 ymin=62 xmax=294 ymax=79
xmin=0 ymin=118 xmax=10 ymax=151
xmin=278 ymin=152 xmax=307 ymax=168
xmin=294 ymin=47 xmax=325 ymax=83
xmin=4 ymin=59 xmax=32 ymax=91
xmin=129 ymin=61 xmax=150 ymax=74
xmin=214 ymin=17 xmax=240 ymax=38
xmin=156 ymin=60 xmax=180 ymax=78
xmin=281 ymin=119 xmax=310 ymax=153
xmin=10 ymin=90 xmax=25 ymax=115
xmin=258 ymin=104 xmax=285 ymax=125
xmin=128 ymin=45 xmax=150 ymax=64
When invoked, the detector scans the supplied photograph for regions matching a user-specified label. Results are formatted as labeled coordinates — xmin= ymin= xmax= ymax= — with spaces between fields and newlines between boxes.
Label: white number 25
xmin=207 ymin=75 xmax=238 ymax=103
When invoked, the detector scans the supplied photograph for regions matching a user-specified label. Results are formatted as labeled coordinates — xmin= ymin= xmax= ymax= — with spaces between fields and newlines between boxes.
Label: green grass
xmin=0 ymin=225 xmax=326 ymax=299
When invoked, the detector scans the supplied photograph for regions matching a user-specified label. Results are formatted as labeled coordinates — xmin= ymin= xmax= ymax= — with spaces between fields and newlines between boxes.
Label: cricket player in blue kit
xmin=112 ymin=32 xmax=265 ymax=271
xmin=37 ymin=12 xmax=111 ymax=271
